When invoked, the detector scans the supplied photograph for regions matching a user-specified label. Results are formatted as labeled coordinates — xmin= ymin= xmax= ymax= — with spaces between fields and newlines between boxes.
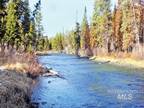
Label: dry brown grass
xmin=91 ymin=52 xmax=144 ymax=68
xmin=0 ymin=52 xmax=45 ymax=77
xmin=0 ymin=70 xmax=32 ymax=108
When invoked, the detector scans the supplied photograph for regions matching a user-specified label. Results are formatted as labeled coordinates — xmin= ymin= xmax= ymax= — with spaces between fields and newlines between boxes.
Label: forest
xmin=1 ymin=0 xmax=144 ymax=107
xmin=0 ymin=0 xmax=49 ymax=55
xmin=50 ymin=0 xmax=144 ymax=59
xmin=1 ymin=0 xmax=144 ymax=59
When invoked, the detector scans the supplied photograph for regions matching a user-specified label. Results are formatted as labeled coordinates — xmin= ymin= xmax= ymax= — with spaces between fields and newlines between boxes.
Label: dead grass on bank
xmin=0 ymin=70 xmax=33 ymax=108
xmin=0 ymin=52 xmax=45 ymax=77
xmin=90 ymin=52 xmax=144 ymax=69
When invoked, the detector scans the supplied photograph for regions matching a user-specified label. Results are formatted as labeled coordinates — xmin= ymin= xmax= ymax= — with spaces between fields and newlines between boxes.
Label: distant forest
xmin=1 ymin=0 xmax=144 ymax=59
xmin=50 ymin=0 xmax=144 ymax=58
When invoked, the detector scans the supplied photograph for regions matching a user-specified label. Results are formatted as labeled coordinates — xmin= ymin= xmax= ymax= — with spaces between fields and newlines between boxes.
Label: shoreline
xmin=90 ymin=56 xmax=144 ymax=69
xmin=41 ymin=51 xmax=144 ymax=69
xmin=0 ymin=52 xmax=61 ymax=108
xmin=35 ymin=51 xmax=144 ymax=69
xmin=0 ymin=52 xmax=50 ymax=108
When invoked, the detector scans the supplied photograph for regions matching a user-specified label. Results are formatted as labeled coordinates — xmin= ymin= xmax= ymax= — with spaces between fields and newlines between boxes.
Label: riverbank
xmin=42 ymin=50 xmax=144 ymax=69
xmin=90 ymin=56 xmax=144 ymax=69
xmin=35 ymin=51 xmax=49 ymax=56
xmin=0 ymin=70 xmax=33 ymax=108
xmin=0 ymin=52 xmax=50 ymax=108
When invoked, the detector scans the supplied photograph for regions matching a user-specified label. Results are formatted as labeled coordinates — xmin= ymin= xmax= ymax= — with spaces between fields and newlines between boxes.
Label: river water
xmin=31 ymin=54 xmax=144 ymax=108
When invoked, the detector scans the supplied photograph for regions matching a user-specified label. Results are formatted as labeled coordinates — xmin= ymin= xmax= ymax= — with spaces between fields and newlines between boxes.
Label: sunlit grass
xmin=91 ymin=54 xmax=144 ymax=69
xmin=0 ymin=62 xmax=29 ymax=73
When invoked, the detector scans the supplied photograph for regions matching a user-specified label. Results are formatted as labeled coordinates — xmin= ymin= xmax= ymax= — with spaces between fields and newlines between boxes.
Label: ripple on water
xmin=32 ymin=54 xmax=144 ymax=108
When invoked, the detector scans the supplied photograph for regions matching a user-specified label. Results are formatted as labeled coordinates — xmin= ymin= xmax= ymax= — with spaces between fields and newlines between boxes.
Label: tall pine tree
xmin=74 ymin=22 xmax=81 ymax=55
xmin=33 ymin=0 xmax=43 ymax=51
xmin=0 ymin=0 xmax=8 ymax=50
xmin=112 ymin=3 xmax=123 ymax=52
xmin=120 ymin=0 xmax=135 ymax=52
xmin=81 ymin=7 xmax=90 ymax=50
xmin=90 ymin=0 xmax=112 ymax=53
xmin=5 ymin=0 xmax=18 ymax=48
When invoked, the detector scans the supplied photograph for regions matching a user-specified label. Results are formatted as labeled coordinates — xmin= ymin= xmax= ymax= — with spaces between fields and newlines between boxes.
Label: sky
xmin=29 ymin=0 xmax=116 ymax=37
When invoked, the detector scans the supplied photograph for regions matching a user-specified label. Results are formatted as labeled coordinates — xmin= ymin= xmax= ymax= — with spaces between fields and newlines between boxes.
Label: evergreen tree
xmin=22 ymin=0 xmax=30 ymax=33
xmin=43 ymin=37 xmax=50 ymax=50
xmin=90 ymin=0 xmax=112 ymax=52
xmin=0 ymin=0 xmax=8 ymax=50
xmin=81 ymin=7 xmax=90 ymax=50
xmin=112 ymin=3 xmax=123 ymax=52
xmin=65 ymin=30 xmax=76 ymax=51
xmin=120 ymin=0 xmax=135 ymax=52
xmin=74 ymin=22 xmax=81 ymax=55
xmin=51 ymin=33 xmax=64 ymax=51
xmin=26 ymin=21 xmax=36 ymax=52
xmin=22 ymin=0 xmax=30 ymax=51
xmin=5 ymin=0 xmax=18 ymax=48
xmin=33 ymin=0 xmax=43 ymax=50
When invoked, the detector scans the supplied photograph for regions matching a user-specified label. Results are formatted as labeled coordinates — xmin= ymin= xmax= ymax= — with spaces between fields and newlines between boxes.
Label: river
xmin=31 ymin=54 xmax=144 ymax=108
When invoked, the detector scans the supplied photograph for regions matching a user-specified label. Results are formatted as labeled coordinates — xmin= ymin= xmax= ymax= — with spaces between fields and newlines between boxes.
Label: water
xmin=31 ymin=54 xmax=144 ymax=108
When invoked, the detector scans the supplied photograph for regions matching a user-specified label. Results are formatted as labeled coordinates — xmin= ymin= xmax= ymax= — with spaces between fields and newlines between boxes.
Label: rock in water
xmin=42 ymin=70 xmax=65 ymax=79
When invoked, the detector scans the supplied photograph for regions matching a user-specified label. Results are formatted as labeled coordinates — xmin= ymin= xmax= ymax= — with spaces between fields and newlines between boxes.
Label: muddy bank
xmin=0 ymin=70 xmax=33 ymax=108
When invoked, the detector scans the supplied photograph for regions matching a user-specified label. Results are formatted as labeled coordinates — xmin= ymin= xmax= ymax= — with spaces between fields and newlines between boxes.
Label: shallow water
xmin=31 ymin=54 xmax=144 ymax=108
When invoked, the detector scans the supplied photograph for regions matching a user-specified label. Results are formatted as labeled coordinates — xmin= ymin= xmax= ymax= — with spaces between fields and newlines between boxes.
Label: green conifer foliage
xmin=81 ymin=7 xmax=90 ymax=49
xmin=90 ymin=0 xmax=112 ymax=50
xmin=5 ymin=0 xmax=18 ymax=47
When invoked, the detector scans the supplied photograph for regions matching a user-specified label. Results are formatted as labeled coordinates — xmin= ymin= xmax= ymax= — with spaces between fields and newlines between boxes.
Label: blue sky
xmin=29 ymin=0 xmax=116 ymax=37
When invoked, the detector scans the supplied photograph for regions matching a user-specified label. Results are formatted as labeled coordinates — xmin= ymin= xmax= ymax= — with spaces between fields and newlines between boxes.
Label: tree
xmin=64 ymin=30 xmax=76 ymax=53
xmin=74 ymin=22 xmax=81 ymax=55
xmin=0 ymin=0 xmax=8 ymax=52
xmin=5 ymin=0 xmax=18 ymax=48
xmin=90 ymin=0 xmax=112 ymax=53
xmin=51 ymin=33 xmax=64 ymax=51
xmin=22 ymin=0 xmax=30 ymax=34
xmin=33 ymin=0 xmax=43 ymax=51
xmin=81 ymin=7 xmax=90 ymax=50
xmin=0 ymin=0 xmax=46 ymax=53
xmin=43 ymin=37 xmax=50 ymax=50
xmin=112 ymin=3 xmax=123 ymax=52
xmin=22 ymin=0 xmax=31 ymax=51
xmin=120 ymin=0 xmax=135 ymax=52
xmin=26 ymin=21 xmax=36 ymax=52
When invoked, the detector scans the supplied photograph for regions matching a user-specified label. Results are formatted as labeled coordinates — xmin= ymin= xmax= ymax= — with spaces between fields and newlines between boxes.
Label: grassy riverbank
xmin=0 ymin=70 xmax=33 ymax=108
xmin=90 ymin=56 xmax=144 ymax=69
xmin=0 ymin=52 xmax=50 ymax=107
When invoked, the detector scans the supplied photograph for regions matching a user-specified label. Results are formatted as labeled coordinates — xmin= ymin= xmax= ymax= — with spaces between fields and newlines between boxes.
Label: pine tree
xmin=5 ymin=0 xmax=18 ymax=48
xmin=74 ymin=22 xmax=81 ymax=55
xmin=43 ymin=37 xmax=50 ymax=50
xmin=90 ymin=0 xmax=112 ymax=53
xmin=112 ymin=3 xmax=123 ymax=52
xmin=51 ymin=33 xmax=64 ymax=51
xmin=65 ymin=30 xmax=76 ymax=51
xmin=120 ymin=0 xmax=135 ymax=52
xmin=33 ymin=0 xmax=43 ymax=50
xmin=22 ymin=0 xmax=30 ymax=34
xmin=0 ymin=0 xmax=7 ymax=50
xmin=81 ymin=7 xmax=90 ymax=50
xmin=27 ymin=21 xmax=36 ymax=52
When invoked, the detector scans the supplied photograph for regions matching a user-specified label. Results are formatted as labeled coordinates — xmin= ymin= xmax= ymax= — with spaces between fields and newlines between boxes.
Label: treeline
xmin=0 ymin=0 xmax=49 ymax=55
xmin=50 ymin=0 xmax=144 ymax=58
